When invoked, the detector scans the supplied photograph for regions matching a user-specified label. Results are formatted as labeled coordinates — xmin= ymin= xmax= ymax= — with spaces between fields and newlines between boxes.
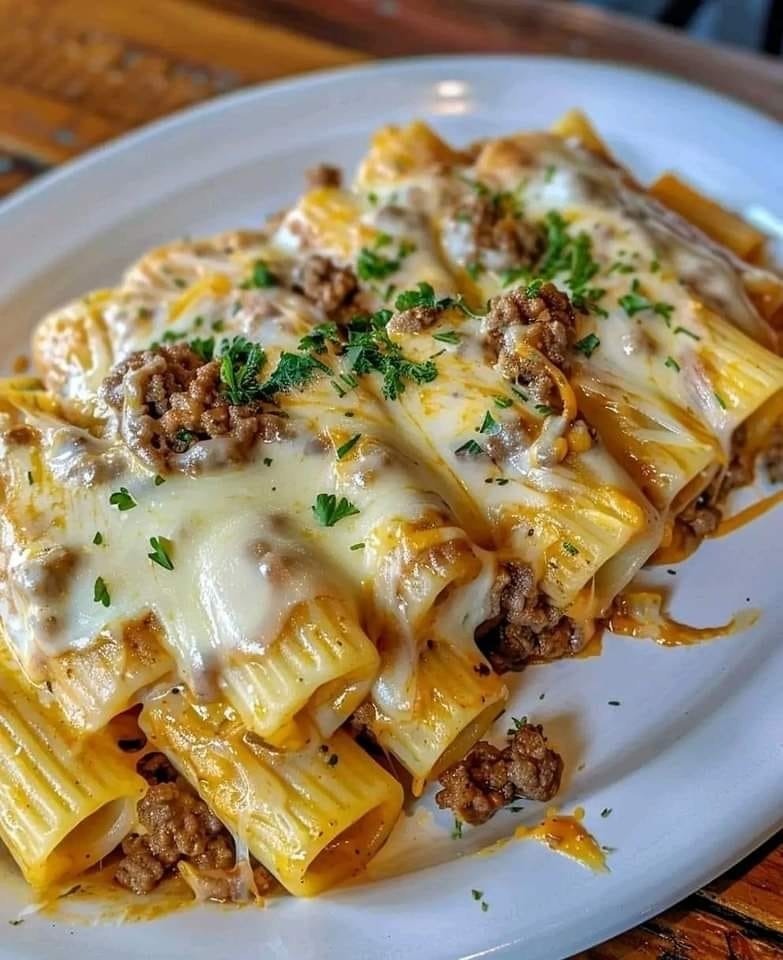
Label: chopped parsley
xmin=109 ymin=487 xmax=136 ymax=511
xmin=608 ymin=700 xmax=621 ymax=707
xmin=535 ymin=404 xmax=553 ymax=416
xmin=26 ymin=471 xmax=34 ymax=486
xmin=714 ymin=391 xmax=727 ymax=410
xmin=573 ymin=332 xmax=600 ymax=358
xmin=432 ymin=330 xmax=461 ymax=345
xmin=493 ymin=395 xmax=513 ymax=408
xmin=601 ymin=807 xmax=612 ymax=818
xmin=263 ymin=457 xmax=273 ymax=467
xmin=93 ymin=576 xmax=111 ymax=607
xmin=395 ymin=281 xmax=448 ymax=312
xmin=511 ymin=386 xmax=529 ymax=402
xmin=154 ymin=474 xmax=166 ymax=486
xmin=349 ymin=542 xmax=365 ymax=551
xmin=455 ymin=439 xmax=483 ymax=456
xmin=218 ymin=336 xmax=267 ymax=405
xmin=336 ymin=434 xmax=361 ymax=460
xmin=93 ymin=531 xmax=104 ymax=545
xmin=148 ymin=536 xmax=174 ymax=571
xmin=261 ymin=350 xmax=329 ymax=398
xmin=240 ymin=259 xmax=278 ymax=289
xmin=466 ymin=261 xmax=483 ymax=281
xmin=562 ymin=541 xmax=579 ymax=557
xmin=664 ymin=355 xmax=680 ymax=372
xmin=357 ymin=234 xmax=404 ymax=281
xmin=312 ymin=494 xmax=360 ymax=527
xmin=175 ymin=429 xmax=197 ymax=446
xmin=299 ymin=322 xmax=340 ymax=355
xmin=211 ymin=319 xmax=226 ymax=333
xmin=471 ymin=889 xmax=489 ymax=911
xmin=507 ymin=715 xmax=527 ymax=735
xmin=451 ymin=818 xmax=463 ymax=840
xmin=478 ymin=411 xmax=500 ymax=435
xmin=343 ymin=309 xmax=438 ymax=400
xmin=673 ymin=324 xmax=701 ymax=340
xmin=544 ymin=164 xmax=556 ymax=183
xmin=618 ymin=279 xmax=673 ymax=320
xmin=607 ymin=260 xmax=634 ymax=275
xmin=189 ymin=336 xmax=215 ymax=362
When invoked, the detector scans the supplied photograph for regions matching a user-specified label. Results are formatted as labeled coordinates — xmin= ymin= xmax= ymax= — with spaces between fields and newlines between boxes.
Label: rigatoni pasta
xmin=0 ymin=112 xmax=781 ymax=907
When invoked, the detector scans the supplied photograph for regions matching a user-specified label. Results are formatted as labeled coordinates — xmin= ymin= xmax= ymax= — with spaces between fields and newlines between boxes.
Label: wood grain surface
xmin=0 ymin=2 xmax=781 ymax=958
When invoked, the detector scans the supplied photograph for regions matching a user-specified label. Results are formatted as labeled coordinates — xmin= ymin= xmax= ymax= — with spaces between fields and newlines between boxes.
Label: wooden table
xmin=1 ymin=2 xmax=781 ymax=957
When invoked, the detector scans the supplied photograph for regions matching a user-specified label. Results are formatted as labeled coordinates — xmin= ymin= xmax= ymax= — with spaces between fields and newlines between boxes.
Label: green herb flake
xmin=261 ymin=351 xmax=329 ymax=398
xmin=562 ymin=541 xmax=579 ymax=557
xmin=618 ymin=278 xmax=674 ymax=321
xmin=367 ymin=191 xmax=378 ymax=206
xmin=109 ymin=487 xmax=136 ymax=511
xmin=350 ymin=542 xmax=365 ymax=551
xmin=664 ymin=355 xmax=680 ymax=372
xmin=93 ymin=531 xmax=104 ymax=545
xmin=148 ymin=536 xmax=174 ymax=571
xmin=608 ymin=700 xmax=621 ymax=706
xmin=714 ymin=391 xmax=727 ymax=410
xmin=601 ymin=807 xmax=612 ymax=818
xmin=673 ymin=325 xmax=701 ymax=341
xmin=493 ymin=395 xmax=513 ymax=408
xmin=154 ymin=474 xmax=166 ymax=486
xmin=26 ymin=471 xmax=34 ymax=486
xmin=432 ymin=330 xmax=461 ymax=345
xmin=544 ymin=164 xmax=556 ymax=183
xmin=478 ymin=411 xmax=500 ymax=435
xmin=466 ymin=261 xmax=483 ymax=281
xmin=241 ymin=259 xmax=278 ymax=289
xmin=299 ymin=322 xmax=340 ymax=355
xmin=312 ymin=493 xmax=360 ymax=527
xmin=507 ymin=716 xmax=527 ymax=735
xmin=336 ymin=434 xmax=361 ymax=460
xmin=499 ymin=266 xmax=531 ymax=288
xmin=218 ymin=336 xmax=267 ymax=405
xmin=481 ymin=901 xmax=489 ymax=913
xmin=573 ymin=332 xmax=600 ymax=358
xmin=263 ymin=457 xmax=273 ymax=467
xmin=451 ymin=818 xmax=463 ymax=840
xmin=357 ymin=245 xmax=399 ymax=282
xmin=93 ymin=576 xmax=111 ymax=608
xmin=535 ymin=404 xmax=553 ymax=416
xmin=455 ymin=439 xmax=484 ymax=457
xmin=471 ymin=889 xmax=483 ymax=901
xmin=511 ymin=386 xmax=529 ymax=402
xmin=211 ymin=319 xmax=226 ymax=333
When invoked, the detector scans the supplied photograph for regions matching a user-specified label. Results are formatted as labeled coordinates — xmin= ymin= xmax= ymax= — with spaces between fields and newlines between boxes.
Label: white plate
xmin=1 ymin=56 xmax=782 ymax=960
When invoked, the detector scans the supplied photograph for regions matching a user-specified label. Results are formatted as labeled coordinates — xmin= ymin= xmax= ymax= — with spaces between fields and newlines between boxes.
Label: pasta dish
xmin=1 ymin=112 xmax=781 ymax=905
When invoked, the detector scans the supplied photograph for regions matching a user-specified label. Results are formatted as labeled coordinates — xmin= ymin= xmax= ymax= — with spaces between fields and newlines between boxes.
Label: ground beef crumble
xmin=478 ymin=561 xmax=585 ymax=674
xmin=452 ymin=193 xmax=544 ymax=273
xmin=115 ymin=753 xmax=275 ymax=899
xmin=293 ymin=254 xmax=359 ymax=315
xmin=436 ymin=723 xmax=563 ymax=825
xmin=305 ymin=163 xmax=342 ymax=189
xmin=101 ymin=342 xmax=289 ymax=473
xmin=482 ymin=282 xmax=576 ymax=408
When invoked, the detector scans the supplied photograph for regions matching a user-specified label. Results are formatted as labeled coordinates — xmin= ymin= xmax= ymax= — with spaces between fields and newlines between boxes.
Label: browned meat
xmin=435 ymin=723 xmax=562 ymax=825
xmin=305 ymin=163 xmax=342 ymax=189
xmin=452 ymin=193 xmax=544 ymax=272
xmin=294 ymin=254 xmax=358 ymax=314
xmin=762 ymin=421 xmax=783 ymax=484
xmin=101 ymin=343 xmax=289 ymax=474
xmin=387 ymin=305 xmax=442 ymax=334
xmin=115 ymin=752 xmax=276 ymax=900
xmin=482 ymin=283 xmax=576 ymax=408
xmin=479 ymin=561 xmax=584 ymax=674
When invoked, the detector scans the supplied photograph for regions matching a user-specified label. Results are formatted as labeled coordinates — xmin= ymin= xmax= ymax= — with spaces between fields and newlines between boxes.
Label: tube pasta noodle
xmin=0 ymin=642 xmax=145 ymax=889
xmin=1 ymin=112 xmax=782 ymax=905
xmin=140 ymin=687 xmax=403 ymax=896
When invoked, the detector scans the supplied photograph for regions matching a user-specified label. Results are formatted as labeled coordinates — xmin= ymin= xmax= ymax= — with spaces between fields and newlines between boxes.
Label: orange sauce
xmin=514 ymin=807 xmax=607 ymax=872
xmin=713 ymin=490 xmax=783 ymax=539
xmin=609 ymin=590 xmax=758 ymax=647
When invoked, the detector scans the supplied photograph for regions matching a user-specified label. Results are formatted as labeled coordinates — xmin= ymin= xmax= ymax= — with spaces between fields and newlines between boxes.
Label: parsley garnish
xmin=93 ymin=531 xmax=103 ymax=545
xmin=478 ymin=411 xmax=500 ymax=435
xmin=466 ymin=261 xmax=483 ymax=281
xmin=175 ymin=429 xmax=197 ymax=447
xmin=673 ymin=325 xmax=701 ymax=340
xmin=154 ymin=474 xmax=166 ymax=486
xmin=562 ymin=541 xmax=579 ymax=557
xmin=471 ymin=889 xmax=483 ymax=901
xmin=26 ymin=471 xmax=34 ymax=486
xmin=110 ymin=487 xmax=136 ymax=511
xmin=189 ymin=336 xmax=215 ymax=362
xmin=350 ymin=542 xmax=365 ymax=551
xmin=312 ymin=494 xmax=360 ymax=527
xmin=432 ymin=330 xmax=461 ymax=345
xmin=394 ymin=281 xmax=448 ymax=312
xmin=573 ymin=332 xmax=600 ymax=358
xmin=299 ymin=322 xmax=340 ymax=354
xmin=493 ymin=395 xmax=513 ymax=408
xmin=357 ymin=234 xmax=402 ymax=281
xmin=608 ymin=700 xmax=621 ymax=706
xmin=343 ymin=309 xmax=438 ymax=400
xmin=263 ymin=457 xmax=273 ymax=467
xmin=535 ymin=404 xmax=553 ymax=416
xmin=211 ymin=319 xmax=226 ymax=333
xmin=451 ymin=818 xmax=463 ymax=840
xmin=619 ymin=279 xmax=673 ymax=320
xmin=455 ymin=439 xmax=483 ymax=456
xmin=261 ymin=351 xmax=329 ymax=398
xmin=608 ymin=260 xmax=634 ymax=275
xmin=507 ymin=716 xmax=527 ymax=735
xmin=664 ymin=355 xmax=680 ymax=372
xmin=93 ymin=576 xmax=111 ymax=607
xmin=544 ymin=164 xmax=556 ymax=183
xmin=511 ymin=386 xmax=529 ymax=402
xmin=601 ymin=808 xmax=612 ymax=818
xmin=714 ymin=391 xmax=727 ymax=410
xmin=148 ymin=537 xmax=174 ymax=571
xmin=218 ymin=336 xmax=267 ymax=405
xmin=240 ymin=260 xmax=278 ymax=289
xmin=336 ymin=434 xmax=361 ymax=460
